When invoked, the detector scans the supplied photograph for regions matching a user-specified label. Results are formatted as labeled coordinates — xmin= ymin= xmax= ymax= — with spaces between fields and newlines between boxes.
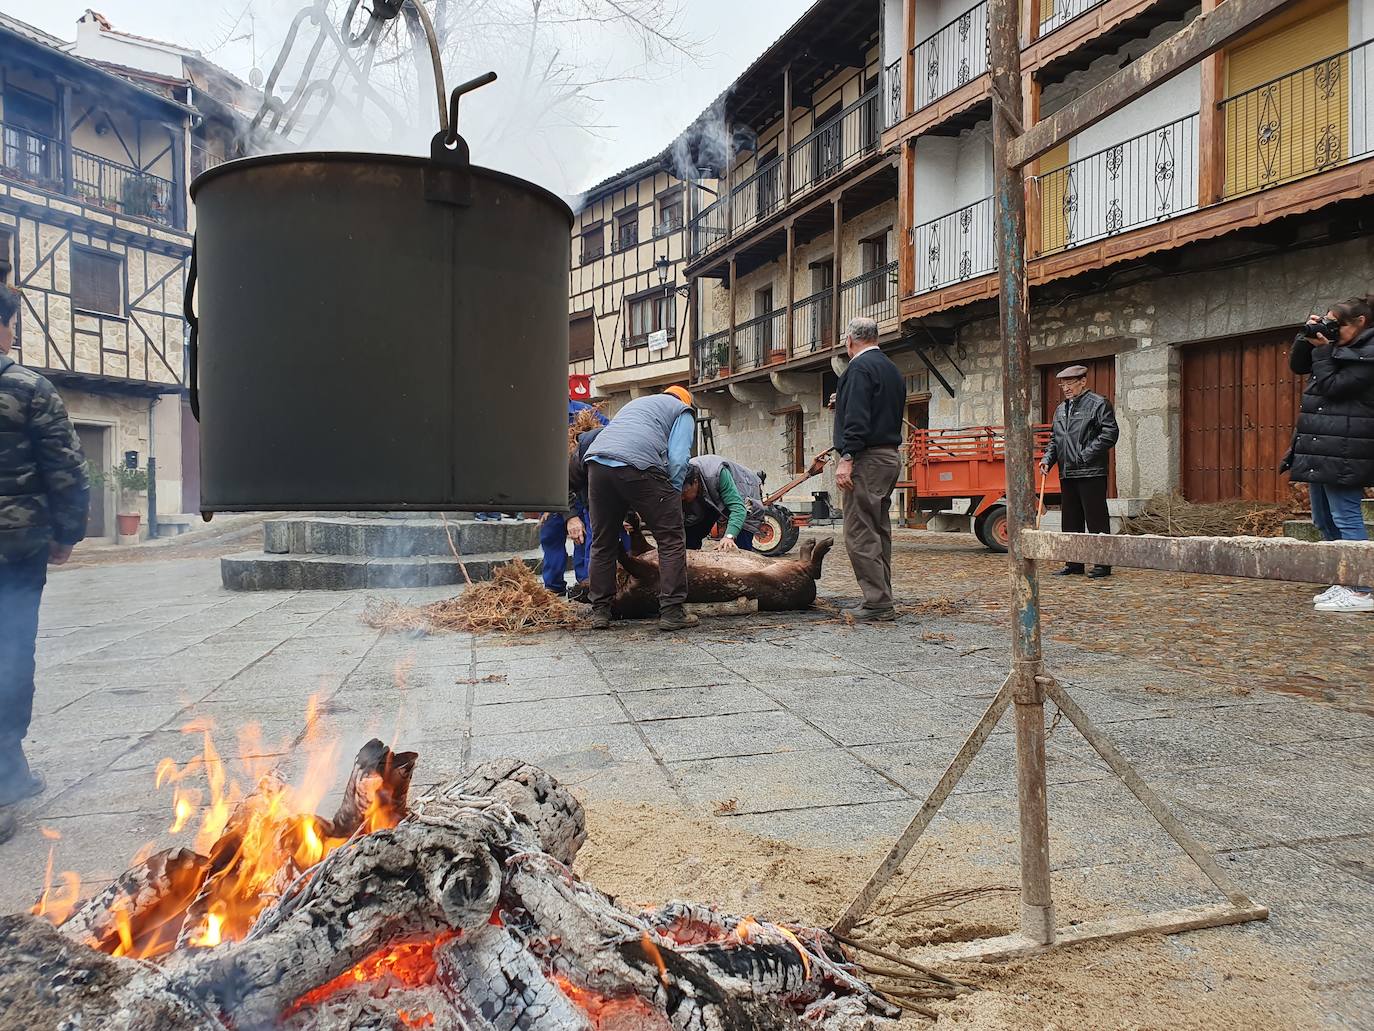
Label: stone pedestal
xmin=221 ymin=514 xmax=540 ymax=591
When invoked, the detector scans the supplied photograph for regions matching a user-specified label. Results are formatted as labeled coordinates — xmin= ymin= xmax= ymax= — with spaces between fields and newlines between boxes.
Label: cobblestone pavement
xmin=1 ymin=528 xmax=1370 ymax=1026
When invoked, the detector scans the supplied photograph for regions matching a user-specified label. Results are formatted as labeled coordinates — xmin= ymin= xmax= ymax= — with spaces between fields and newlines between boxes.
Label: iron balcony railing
xmin=1036 ymin=112 xmax=1199 ymax=256
xmin=840 ymin=261 xmax=899 ymax=330
xmin=652 ymin=214 xmax=683 ymax=238
xmin=1220 ymin=39 xmax=1373 ymax=198
xmin=72 ymin=150 xmax=176 ymax=227
xmin=190 ymin=143 xmax=226 ymax=179
xmin=1 ymin=122 xmax=62 ymax=189
xmin=912 ymin=0 xmax=989 ymax=111
xmin=912 ymin=197 xmax=996 ymax=294
xmin=789 ymin=87 xmax=881 ymax=195
xmin=611 ymin=224 xmax=639 ymax=253
xmin=694 ymin=329 xmax=731 ymax=379
xmin=1039 ymin=0 xmax=1109 ymax=38
xmin=883 ymin=57 xmax=904 ymax=129
xmin=733 ymin=308 xmax=787 ymax=372
xmin=730 ymin=153 xmax=785 ymax=236
xmin=688 ymin=198 xmax=727 ymax=258
xmin=792 ymin=290 xmax=835 ymax=355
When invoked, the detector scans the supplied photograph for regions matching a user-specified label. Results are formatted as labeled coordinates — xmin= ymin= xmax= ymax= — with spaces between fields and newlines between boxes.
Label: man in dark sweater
xmin=833 ymin=317 xmax=905 ymax=621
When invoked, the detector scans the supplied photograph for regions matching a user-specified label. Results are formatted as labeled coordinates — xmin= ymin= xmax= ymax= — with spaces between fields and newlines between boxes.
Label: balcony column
xmin=167 ymin=119 xmax=187 ymax=230
xmin=785 ymin=220 xmax=796 ymax=357
xmin=1197 ymin=0 xmax=1225 ymax=205
xmin=898 ymin=139 xmax=915 ymax=297
xmin=727 ymin=256 xmax=737 ymax=375
xmin=724 ymin=119 xmax=735 ymax=240
xmin=831 ymin=197 xmax=843 ymax=347
xmin=1024 ymin=75 xmax=1043 ymax=256
xmin=783 ymin=65 xmax=794 ymax=204
xmin=686 ymin=277 xmax=698 ymax=379
xmin=902 ymin=0 xmax=916 ymax=121
xmin=58 ymin=82 xmax=75 ymax=196
xmin=1020 ymin=0 xmax=1041 ymax=47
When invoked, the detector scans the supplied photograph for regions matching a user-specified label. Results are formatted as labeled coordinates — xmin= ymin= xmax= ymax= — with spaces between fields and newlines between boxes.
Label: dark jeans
xmin=0 ymin=548 xmax=48 ymax=745
xmin=1060 ymin=475 xmax=1110 ymax=570
xmin=539 ymin=506 xmax=591 ymax=593
xmin=588 ymin=463 xmax=687 ymax=609
xmin=684 ymin=521 xmax=754 ymax=552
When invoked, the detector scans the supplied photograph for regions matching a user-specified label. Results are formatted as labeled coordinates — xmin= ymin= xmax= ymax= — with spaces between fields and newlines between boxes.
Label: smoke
xmin=231 ymin=0 xmax=698 ymax=199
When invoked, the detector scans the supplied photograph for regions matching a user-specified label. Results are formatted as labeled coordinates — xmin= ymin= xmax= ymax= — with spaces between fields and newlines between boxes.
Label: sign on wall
xmin=569 ymin=375 xmax=591 ymax=401
xmin=647 ymin=329 xmax=670 ymax=352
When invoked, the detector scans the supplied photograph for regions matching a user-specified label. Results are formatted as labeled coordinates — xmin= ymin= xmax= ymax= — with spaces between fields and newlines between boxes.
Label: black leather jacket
xmin=1043 ymin=390 xmax=1119 ymax=480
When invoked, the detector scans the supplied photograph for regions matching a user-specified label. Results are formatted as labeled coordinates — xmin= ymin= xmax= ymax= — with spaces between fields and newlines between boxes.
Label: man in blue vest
xmin=540 ymin=398 xmax=606 ymax=595
xmin=585 ymin=386 xmax=697 ymax=631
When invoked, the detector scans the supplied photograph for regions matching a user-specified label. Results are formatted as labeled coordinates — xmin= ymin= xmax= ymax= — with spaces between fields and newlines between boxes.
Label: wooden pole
xmin=1196 ymin=0 xmax=1226 ymax=206
xmin=786 ymin=221 xmax=796 ymax=358
xmin=989 ymin=0 xmax=1054 ymax=946
xmin=728 ymin=255 xmax=738 ymax=376
xmin=832 ymin=197 xmax=844 ymax=347
xmin=783 ymin=64 xmax=794 ymax=205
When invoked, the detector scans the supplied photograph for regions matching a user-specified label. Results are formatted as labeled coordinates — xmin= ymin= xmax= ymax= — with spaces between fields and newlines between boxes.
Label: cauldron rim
xmin=190 ymin=150 xmax=574 ymax=225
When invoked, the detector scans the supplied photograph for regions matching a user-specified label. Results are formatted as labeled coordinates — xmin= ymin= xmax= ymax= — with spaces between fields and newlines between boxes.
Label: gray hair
xmin=846 ymin=316 xmax=878 ymax=344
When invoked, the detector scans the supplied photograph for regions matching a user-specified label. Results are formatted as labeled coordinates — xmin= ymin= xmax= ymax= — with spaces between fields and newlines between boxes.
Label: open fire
xmin=4 ymin=720 xmax=934 ymax=1030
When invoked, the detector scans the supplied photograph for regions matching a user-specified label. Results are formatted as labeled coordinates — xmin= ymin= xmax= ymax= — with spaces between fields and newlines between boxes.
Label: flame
xmin=110 ymin=903 xmax=135 ymax=957
xmin=193 ymin=905 xmax=225 ymax=948
xmin=639 ymin=931 xmax=670 ymax=987
xmin=397 ymin=1011 xmax=434 ymax=1029
xmin=555 ymin=977 xmax=665 ymax=1026
xmin=31 ymin=834 xmax=81 ymax=925
xmin=290 ymin=933 xmax=457 ymax=1013
xmin=732 ymin=915 xmax=762 ymax=944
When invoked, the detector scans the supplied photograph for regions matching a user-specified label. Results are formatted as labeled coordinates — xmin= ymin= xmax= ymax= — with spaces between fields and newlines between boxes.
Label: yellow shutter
xmin=1041 ymin=0 xmax=1055 ymax=23
xmin=1223 ymin=0 xmax=1349 ymax=196
xmin=1038 ymin=141 xmax=1071 ymax=254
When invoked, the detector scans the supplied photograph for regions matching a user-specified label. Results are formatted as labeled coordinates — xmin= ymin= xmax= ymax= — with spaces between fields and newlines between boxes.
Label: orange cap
xmin=663 ymin=385 xmax=694 ymax=407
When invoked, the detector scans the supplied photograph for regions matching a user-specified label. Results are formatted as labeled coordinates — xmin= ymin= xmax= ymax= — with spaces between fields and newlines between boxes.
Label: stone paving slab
xmin=1 ymin=542 xmax=1371 ymax=1028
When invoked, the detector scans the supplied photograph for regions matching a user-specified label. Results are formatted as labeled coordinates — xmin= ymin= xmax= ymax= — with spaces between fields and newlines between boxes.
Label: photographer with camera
xmin=1287 ymin=295 xmax=1374 ymax=613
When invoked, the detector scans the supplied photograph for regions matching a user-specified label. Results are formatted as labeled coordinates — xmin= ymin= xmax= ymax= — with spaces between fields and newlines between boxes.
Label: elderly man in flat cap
xmin=1041 ymin=365 xmax=1119 ymax=578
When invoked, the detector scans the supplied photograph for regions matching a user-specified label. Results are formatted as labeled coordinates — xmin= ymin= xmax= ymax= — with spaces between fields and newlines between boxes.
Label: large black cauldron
xmin=187 ymin=136 xmax=572 ymax=513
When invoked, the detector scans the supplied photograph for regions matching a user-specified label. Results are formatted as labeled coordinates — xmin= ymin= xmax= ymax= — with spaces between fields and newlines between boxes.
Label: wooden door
xmin=1040 ymin=356 xmax=1117 ymax=493
xmin=1181 ymin=332 xmax=1303 ymax=502
xmin=75 ymin=424 xmax=107 ymax=538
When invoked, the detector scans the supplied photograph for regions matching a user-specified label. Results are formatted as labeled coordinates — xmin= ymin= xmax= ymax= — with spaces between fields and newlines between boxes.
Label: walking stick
xmin=1036 ymin=466 xmax=1048 ymax=529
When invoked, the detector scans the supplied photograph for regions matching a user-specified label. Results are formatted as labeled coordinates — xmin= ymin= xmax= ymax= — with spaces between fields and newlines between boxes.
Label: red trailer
xmin=900 ymin=424 xmax=1060 ymax=551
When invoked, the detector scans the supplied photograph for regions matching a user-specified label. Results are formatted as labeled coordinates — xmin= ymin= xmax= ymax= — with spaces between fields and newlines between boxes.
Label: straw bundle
xmin=363 ymin=561 xmax=582 ymax=635
xmin=1121 ymin=489 xmax=1308 ymax=538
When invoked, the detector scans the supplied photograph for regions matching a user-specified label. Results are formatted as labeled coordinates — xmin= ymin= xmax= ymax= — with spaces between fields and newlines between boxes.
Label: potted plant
xmin=712 ymin=340 xmax=731 ymax=378
xmin=89 ymin=462 xmax=149 ymax=539
xmin=121 ymin=177 xmax=160 ymax=219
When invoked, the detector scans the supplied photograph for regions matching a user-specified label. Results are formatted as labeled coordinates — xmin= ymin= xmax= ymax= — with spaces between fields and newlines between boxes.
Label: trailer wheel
xmin=754 ymin=505 xmax=800 ymax=557
xmin=974 ymin=503 xmax=1010 ymax=553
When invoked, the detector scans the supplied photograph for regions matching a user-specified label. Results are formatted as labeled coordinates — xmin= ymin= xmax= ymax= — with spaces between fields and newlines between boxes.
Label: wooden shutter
xmin=0 ymin=227 xmax=12 ymax=284
xmin=1038 ymin=141 xmax=1072 ymax=254
xmin=569 ymin=312 xmax=595 ymax=362
xmin=72 ymin=249 xmax=123 ymax=316
xmin=1223 ymin=0 xmax=1348 ymax=195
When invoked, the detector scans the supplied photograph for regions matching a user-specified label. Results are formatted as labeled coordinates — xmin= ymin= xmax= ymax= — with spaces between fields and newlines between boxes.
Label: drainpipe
xmin=147 ymin=397 xmax=159 ymax=540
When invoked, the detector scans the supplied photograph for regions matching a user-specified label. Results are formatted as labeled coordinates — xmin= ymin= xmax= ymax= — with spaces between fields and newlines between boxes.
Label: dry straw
xmin=363 ymin=561 xmax=582 ymax=636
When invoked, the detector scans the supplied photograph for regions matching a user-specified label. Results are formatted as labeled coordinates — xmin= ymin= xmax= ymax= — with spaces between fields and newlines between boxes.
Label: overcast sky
xmin=8 ymin=1 xmax=813 ymax=194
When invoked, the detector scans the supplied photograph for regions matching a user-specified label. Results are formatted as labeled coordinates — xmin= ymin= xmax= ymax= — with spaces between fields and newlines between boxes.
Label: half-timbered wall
xmin=568 ymin=168 xmax=701 ymax=403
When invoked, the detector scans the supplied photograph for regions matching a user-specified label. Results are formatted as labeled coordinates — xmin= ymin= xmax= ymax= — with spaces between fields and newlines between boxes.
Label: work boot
xmin=0 ymin=741 xmax=45 ymax=808
xmin=589 ymin=605 xmax=613 ymax=630
xmin=1086 ymin=565 xmax=1112 ymax=579
xmin=658 ymin=605 xmax=699 ymax=632
xmin=853 ymin=606 xmax=897 ymax=623
xmin=1052 ymin=563 xmax=1085 ymax=576
xmin=0 ymin=809 xmax=14 ymax=845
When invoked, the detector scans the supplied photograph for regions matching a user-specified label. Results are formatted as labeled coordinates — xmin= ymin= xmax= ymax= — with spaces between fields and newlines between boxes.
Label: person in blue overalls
xmin=541 ymin=398 xmax=607 ymax=595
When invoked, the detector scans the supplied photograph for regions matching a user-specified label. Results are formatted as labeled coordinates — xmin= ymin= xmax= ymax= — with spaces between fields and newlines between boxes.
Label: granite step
xmin=221 ymin=551 xmax=541 ymax=591
xmin=263 ymin=517 xmax=539 ymax=557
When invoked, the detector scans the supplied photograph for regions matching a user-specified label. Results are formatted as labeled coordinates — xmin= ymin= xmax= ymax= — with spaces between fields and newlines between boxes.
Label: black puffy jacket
xmin=1043 ymin=390 xmax=1119 ymax=480
xmin=1288 ymin=326 xmax=1374 ymax=488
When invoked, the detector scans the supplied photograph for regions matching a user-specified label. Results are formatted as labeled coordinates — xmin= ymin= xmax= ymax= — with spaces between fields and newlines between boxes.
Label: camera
xmin=1302 ymin=316 xmax=1340 ymax=340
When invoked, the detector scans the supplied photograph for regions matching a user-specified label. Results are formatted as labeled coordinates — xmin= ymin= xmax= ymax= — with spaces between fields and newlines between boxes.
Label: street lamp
xmin=655 ymin=254 xmax=690 ymax=297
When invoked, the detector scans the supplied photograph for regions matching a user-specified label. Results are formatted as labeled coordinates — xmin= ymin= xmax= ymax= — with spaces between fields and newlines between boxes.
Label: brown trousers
xmin=842 ymin=446 xmax=901 ymax=610
xmin=587 ymin=462 xmax=687 ymax=610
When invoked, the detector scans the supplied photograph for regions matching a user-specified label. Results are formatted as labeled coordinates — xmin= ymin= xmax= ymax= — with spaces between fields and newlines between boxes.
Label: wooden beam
xmin=783 ymin=64 xmax=794 ymax=204
xmin=932 ymin=902 xmax=1270 ymax=963
xmin=831 ymin=197 xmax=843 ymax=346
xmin=1196 ymin=0 xmax=1226 ymax=205
xmin=785 ymin=221 xmax=796 ymax=358
xmin=1006 ymin=0 xmax=1303 ymax=168
xmin=897 ymin=141 xmax=915 ymax=298
xmin=1021 ymin=530 xmax=1374 ymax=585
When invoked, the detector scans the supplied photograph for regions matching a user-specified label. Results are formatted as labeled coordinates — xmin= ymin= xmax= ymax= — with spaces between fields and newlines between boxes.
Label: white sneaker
xmin=1313 ymin=585 xmax=1342 ymax=603
xmin=1315 ymin=587 xmax=1374 ymax=612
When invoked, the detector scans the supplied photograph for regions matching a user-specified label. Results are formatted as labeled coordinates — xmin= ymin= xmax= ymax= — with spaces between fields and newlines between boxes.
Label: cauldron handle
xmin=184 ymin=234 xmax=200 ymax=421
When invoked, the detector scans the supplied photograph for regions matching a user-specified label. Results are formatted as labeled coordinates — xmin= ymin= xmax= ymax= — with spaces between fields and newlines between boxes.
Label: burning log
xmin=2 ymin=750 xmax=933 ymax=1030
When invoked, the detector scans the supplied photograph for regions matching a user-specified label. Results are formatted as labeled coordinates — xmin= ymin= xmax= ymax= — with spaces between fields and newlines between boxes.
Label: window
xmin=0 ymin=227 xmax=12 ymax=284
xmin=580 ymin=224 xmax=604 ymax=264
xmin=784 ymin=410 xmax=805 ymax=474
xmin=569 ymin=311 xmax=595 ymax=362
xmin=2 ymin=89 xmax=59 ymax=184
xmin=861 ymin=232 xmax=891 ymax=305
xmin=626 ymin=291 xmax=676 ymax=347
xmin=655 ymin=191 xmax=684 ymax=236
xmin=71 ymin=248 xmax=123 ymax=317
xmin=614 ymin=208 xmax=638 ymax=252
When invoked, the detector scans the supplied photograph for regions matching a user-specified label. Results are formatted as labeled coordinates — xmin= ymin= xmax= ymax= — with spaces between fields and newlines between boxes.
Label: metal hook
xmin=445 ymin=72 xmax=499 ymax=145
